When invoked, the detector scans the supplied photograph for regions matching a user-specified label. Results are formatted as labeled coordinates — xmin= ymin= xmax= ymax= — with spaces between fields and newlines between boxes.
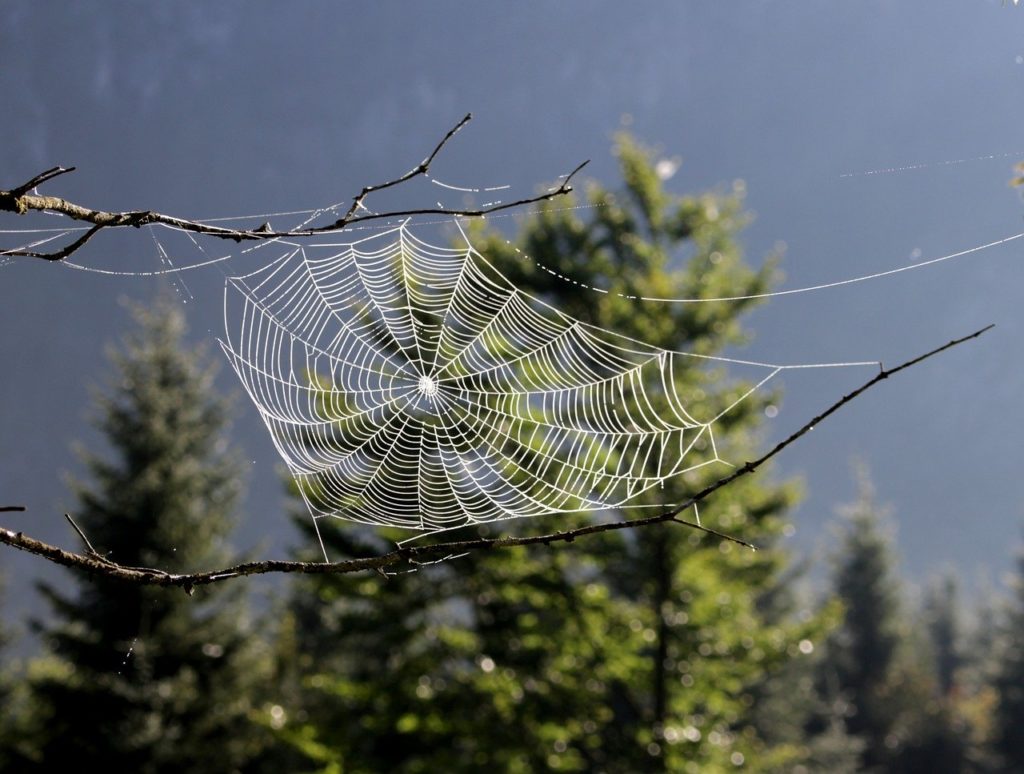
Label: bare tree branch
xmin=0 ymin=113 xmax=588 ymax=262
xmin=0 ymin=324 xmax=992 ymax=593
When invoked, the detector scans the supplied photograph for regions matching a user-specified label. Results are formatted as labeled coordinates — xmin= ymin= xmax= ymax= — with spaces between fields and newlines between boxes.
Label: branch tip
xmin=669 ymin=517 xmax=757 ymax=550
xmin=64 ymin=513 xmax=101 ymax=558
xmin=563 ymin=159 xmax=590 ymax=189
xmin=11 ymin=165 xmax=78 ymax=197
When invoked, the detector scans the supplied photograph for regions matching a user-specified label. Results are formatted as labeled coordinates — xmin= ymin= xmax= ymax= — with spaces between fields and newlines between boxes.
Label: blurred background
xmin=2 ymin=2 xmax=1024 ymax=770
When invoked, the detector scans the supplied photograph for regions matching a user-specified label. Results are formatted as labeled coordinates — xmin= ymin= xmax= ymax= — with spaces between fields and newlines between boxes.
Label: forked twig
xmin=0 ymin=114 xmax=588 ymax=261
xmin=0 ymin=325 xmax=992 ymax=592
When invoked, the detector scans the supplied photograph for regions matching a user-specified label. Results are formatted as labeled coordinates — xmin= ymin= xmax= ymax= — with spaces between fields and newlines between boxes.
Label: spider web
xmin=219 ymin=221 xmax=869 ymax=544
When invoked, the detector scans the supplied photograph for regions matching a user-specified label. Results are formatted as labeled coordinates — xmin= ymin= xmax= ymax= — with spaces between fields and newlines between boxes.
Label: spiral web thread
xmin=220 ymin=222 xmax=869 ymax=546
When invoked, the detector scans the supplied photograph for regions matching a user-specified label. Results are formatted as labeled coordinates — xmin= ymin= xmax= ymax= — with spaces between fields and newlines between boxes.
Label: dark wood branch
xmin=12 ymin=224 xmax=104 ymax=261
xmin=0 ymin=506 xmax=26 ymax=513
xmin=0 ymin=115 xmax=587 ymax=262
xmin=0 ymin=325 xmax=991 ymax=592
xmin=337 ymin=112 xmax=472 ymax=223
xmin=10 ymin=166 xmax=76 ymax=198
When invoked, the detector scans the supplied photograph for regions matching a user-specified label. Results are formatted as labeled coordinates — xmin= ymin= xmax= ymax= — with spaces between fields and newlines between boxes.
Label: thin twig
xmin=10 ymin=166 xmax=76 ymax=198
xmin=12 ymin=224 xmax=104 ymax=262
xmin=0 ymin=506 xmax=26 ymax=513
xmin=0 ymin=325 xmax=991 ymax=591
xmin=0 ymin=115 xmax=587 ymax=261
xmin=669 ymin=517 xmax=756 ymax=550
xmin=338 ymin=112 xmax=473 ymax=223
xmin=64 ymin=513 xmax=101 ymax=558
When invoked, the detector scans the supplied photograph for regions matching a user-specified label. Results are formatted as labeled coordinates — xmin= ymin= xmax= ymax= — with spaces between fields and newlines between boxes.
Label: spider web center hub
xmin=418 ymin=374 xmax=439 ymax=398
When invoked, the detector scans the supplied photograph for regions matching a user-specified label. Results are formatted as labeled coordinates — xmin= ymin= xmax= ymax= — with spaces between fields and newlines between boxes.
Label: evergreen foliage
xmin=818 ymin=468 xmax=974 ymax=773
xmin=821 ymin=468 xmax=906 ymax=768
xmin=924 ymin=574 xmax=961 ymax=700
xmin=18 ymin=295 xmax=273 ymax=772
xmin=993 ymin=547 xmax=1024 ymax=770
xmin=0 ymin=579 xmax=20 ymax=771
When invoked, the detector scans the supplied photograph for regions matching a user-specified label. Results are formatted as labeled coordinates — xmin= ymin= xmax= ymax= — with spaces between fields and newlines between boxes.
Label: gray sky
xmin=3 ymin=1 xmax=1024 ymax=621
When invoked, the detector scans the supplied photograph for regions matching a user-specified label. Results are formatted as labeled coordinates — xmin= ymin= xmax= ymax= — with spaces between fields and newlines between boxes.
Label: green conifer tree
xmin=815 ymin=468 xmax=913 ymax=769
xmin=819 ymin=468 xmax=970 ymax=772
xmin=993 ymin=546 xmax=1024 ymax=770
xmin=924 ymin=574 xmax=961 ymax=699
xmin=22 ymin=294 xmax=274 ymax=772
xmin=899 ymin=573 xmax=973 ymax=773
xmin=954 ymin=582 xmax=1002 ymax=771
xmin=820 ymin=467 xmax=905 ymax=771
xmin=0 ymin=578 xmax=19 ymax=770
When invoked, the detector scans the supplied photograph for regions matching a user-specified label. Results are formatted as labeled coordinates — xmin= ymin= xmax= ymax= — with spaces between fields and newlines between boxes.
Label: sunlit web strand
xmin=426 ymin=172 xmax=511 ymax=193
xmin=0 ymin=227 xmax=93 ymax=234
xmin=0 ymin=230 xmax=78 ymax=269
xmin=517 ymin=230 xmax=1024 ymax=303
xmin=839 ymin=149 xmax=1024 ymax=179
